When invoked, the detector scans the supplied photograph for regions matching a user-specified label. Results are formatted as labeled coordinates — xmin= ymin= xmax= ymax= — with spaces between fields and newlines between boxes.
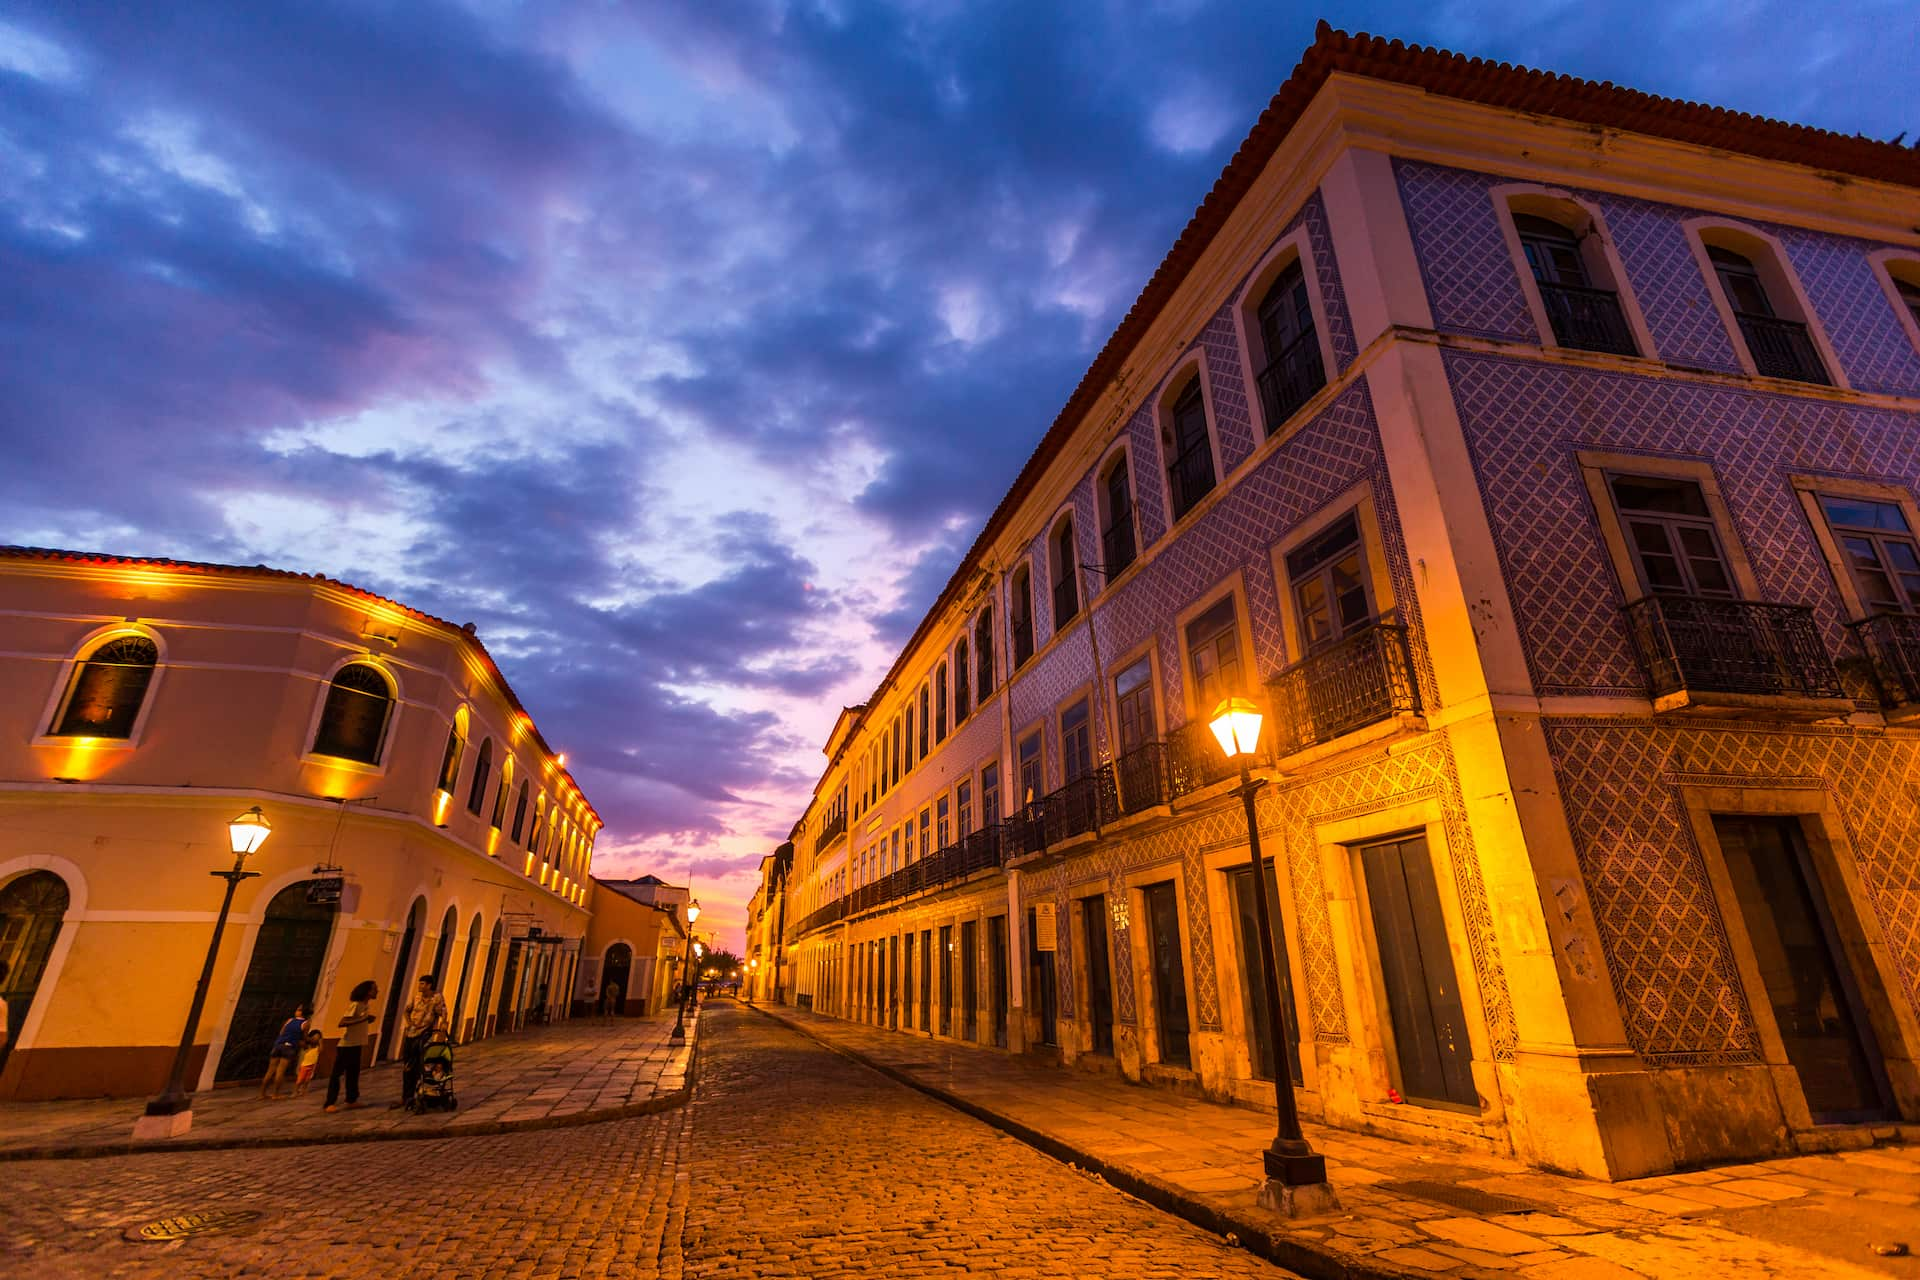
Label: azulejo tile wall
xmin=1543 ymin=718 xmax=1920 ymax=1064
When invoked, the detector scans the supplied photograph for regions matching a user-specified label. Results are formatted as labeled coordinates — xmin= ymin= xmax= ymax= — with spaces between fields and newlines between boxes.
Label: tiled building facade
xmin=780 ymin=27 xmax=1920 ymax=1177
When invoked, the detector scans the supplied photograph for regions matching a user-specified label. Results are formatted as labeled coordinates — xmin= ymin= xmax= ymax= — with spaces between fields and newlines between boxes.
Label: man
xmin=602 ymin=980 xmax=622 ymax=1017
xmin=398 ymin=974 xmax=449 ymax=1111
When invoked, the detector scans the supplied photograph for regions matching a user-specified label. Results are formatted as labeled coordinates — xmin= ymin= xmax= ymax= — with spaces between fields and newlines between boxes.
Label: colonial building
xmin=780 ymin=25 xmax=1920 ymax=1178
xmin=745 ymin=842 xmax=794 ymax=1003
xmin=580 ymin=876 xmax=687 ymax=1016
xmin=0 ymin=549 xmax=599 ymax=1100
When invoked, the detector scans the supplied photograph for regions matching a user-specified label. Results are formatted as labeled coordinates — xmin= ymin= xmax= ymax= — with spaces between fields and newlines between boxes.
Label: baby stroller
xmin=413 ymin=1032 xmax=457 ymax=1112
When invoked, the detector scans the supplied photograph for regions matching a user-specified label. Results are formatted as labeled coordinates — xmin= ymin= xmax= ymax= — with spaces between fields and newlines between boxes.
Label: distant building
xmin=780 ymin=26 xmax=1920 ymax=1178
xmin=580 ymin=877 xmax=687 ymax=1016
xmin=746 ymin=842 xmax=794 ymax=1002
xmin=0 ymin=549 xmax=599 ymax=1099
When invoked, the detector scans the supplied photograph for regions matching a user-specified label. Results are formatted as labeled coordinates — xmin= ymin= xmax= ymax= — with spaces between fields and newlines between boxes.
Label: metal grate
xmin=1374 ymin=1179 xmax=1545 ymax=1216
xmin=131 ymin=1209 xmax=263 ymax=1242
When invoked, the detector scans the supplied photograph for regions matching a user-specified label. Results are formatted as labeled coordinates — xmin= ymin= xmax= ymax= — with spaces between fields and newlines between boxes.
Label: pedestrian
xmin=397 ymin=974 xmax=449 ymax=1112
xmin=602 ymin=980 xmax=622 ymax=1017
xmin=326 ymin=979 xmax=378 ymax=1112
xmin=260 ymin=1003 xmax=309 ymax=1100
xmin=292 ymin=1027 xmax=323 ymax=1097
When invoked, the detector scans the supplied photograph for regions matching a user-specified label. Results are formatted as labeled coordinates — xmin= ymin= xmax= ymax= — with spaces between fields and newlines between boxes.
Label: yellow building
xmin=0 ymin=548 xmax=599 ymax=1101
xmin=580 ymin=876 xmax=687 ymax=1016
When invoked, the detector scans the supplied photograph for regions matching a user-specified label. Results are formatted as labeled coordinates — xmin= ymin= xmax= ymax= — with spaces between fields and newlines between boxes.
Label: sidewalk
xmin=757 ymin=1003 xmax=1920 ymax=1280
xmin=0 ymin=1012 xmax=696 ymax=1160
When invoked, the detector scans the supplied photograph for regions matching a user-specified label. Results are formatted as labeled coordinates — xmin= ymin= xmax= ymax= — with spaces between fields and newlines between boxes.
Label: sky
xmin=2 ymin=1 xmax=1913 ymax=950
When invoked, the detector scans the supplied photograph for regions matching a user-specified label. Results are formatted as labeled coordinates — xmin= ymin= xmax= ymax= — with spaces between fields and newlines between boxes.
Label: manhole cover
xmin=1374 ymin=1179 xmax=1545 ymax=1216
xmin=128 ymin=1208 xmax=263 ymax=1242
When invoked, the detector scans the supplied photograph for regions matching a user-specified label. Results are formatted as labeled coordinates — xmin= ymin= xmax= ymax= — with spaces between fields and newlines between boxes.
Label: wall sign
xmin=1034 ymin=901 xmax=1057 ymax=952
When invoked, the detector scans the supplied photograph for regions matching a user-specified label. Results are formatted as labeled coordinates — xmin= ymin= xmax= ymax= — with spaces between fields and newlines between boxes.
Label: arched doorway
xmin=602 ymin=944 xmax=632 ymax=1016
xmin=453 ymin=912 xmax=482 ymax=1042
xmin=0 ymin=872 xmax=71 ymax=1078
xmin=495 ymin=936 xmax=523 ymax=1034
xmin=379 ymin=898 xmax=425 ymax=1061
xmin=473 ymin=920 xmax=502 ymax=1039
xmin=215 ymin=880 xmax=337 ymax=1082
xmin=431 ymin=905 xmax=457 ymax=994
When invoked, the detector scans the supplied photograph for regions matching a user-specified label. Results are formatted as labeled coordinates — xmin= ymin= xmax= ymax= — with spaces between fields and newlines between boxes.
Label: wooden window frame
xmin=1789 ymin=475 xmax=1920 ymax=621
xmin=1576 ymin=451 xmax=1762 ymax=605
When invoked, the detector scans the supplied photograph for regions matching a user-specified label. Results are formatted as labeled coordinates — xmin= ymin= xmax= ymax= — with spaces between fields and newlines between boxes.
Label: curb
xmin=0 ymin=1022 xmax=702 ymax=1164
xmin=750 ymin=1005 xmax=1417 ymax=1280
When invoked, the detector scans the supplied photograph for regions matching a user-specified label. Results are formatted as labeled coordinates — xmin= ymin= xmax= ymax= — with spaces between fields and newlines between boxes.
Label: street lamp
xmin=1208 ymin=697 xmax=1338 ymax=1217
xmin=136 ymin=806 xmax=271 ymax=1138
xmin=670 ymin=899 xmax=701 ymax=1042
xmin=747 ymin=957 xmax=759 ymax=1006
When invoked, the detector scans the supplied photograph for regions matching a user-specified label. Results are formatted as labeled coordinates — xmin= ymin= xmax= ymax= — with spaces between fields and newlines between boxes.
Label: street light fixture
xmin=671 ymin=899 xmax=701 ymax=1042
xmin=136 ymin=806 xmax=271 ymax=1138
xmin=747 ymin=956 xmax=759 ymax=1006
xmin=1208 ymin=697 xmax=1338 ymax=1217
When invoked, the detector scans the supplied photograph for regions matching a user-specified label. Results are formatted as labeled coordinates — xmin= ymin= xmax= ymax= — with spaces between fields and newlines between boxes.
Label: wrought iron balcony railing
xmin=1848 ymin=611 xmax=1920 ymax=709
xmin=1255 ymin=327 xmax=1326 ymax=432
xmin=1113 ymin=741 xmax=1173 ymax=813
xmin=1537 ymin=280 xmax=1638 ymax=356
xmin=1166 ymin=442 xmax=1216 ymax=521
xmin=1267 ymin=622 xmax=1421 ymax=757
xmin=1168 ymin=718 xmax=1236 ymax=794
xmin=1624 ymin=595 xmax=1844 ymax=702
xmin=1052 ymin=574 xmax=1079 ymax=628
xmin=1102 ymin=516 xmax=1136 ymax=576
xmin=814 ymin=806 xmax=847 ymax=854
xmin=1041 ymin=766 xmax=1117 ymax=845
xmin=1735 ymin=312 xmax=1829 ymax=385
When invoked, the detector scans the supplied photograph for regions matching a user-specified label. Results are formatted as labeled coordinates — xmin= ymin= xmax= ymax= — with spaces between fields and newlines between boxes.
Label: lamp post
xmin=746 ymin=957 xmax=759 ymax=1005
xmin=136 ymin=806 xmax=272 ymax=1138
xmin=1208 ymin=698 xmax=1338 ymax=1216
xmin=670 ymin=899 xmax=701 ymax=1042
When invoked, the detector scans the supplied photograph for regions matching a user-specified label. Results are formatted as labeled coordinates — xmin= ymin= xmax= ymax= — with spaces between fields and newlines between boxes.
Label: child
xmin=293 ymin=1027 xmax=324 ymax=1097
xmin=260 ymin=1003 xmax=310 ymax=1100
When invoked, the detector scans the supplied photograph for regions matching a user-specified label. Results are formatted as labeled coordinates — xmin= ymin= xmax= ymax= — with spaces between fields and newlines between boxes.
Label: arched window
xmin=467 ymin=738 xmax=493 ymax=814
xmin=1163 ymin=375 xmax=1215 ymax=521
xmin=935 ymin=662 xmax=949 ymax=742
xmin=527 ymin=796 xmax=545 ymax=856
xmin=1703 ymin=238 xmax=1830 ymax=384
xmin=1100 ymin=454 xmax=1136 ymax=575
xmin=918 ymin=684 xmax=930 ymax=756
xmin=1508 ymin=211 xmax=1638 ymax=357
xmin=51 ymin=634 xmax=158 ymax=738
xmin=1252 ymin=259 xmax=1326 ymax=428
xmin=1011 ymin=567 xmax=1035 ymax=667
xmin=953 ymin=639 xmax=971 ymax=723
xmin=435 ymin=712 xmax=467 ymax=796
xmin=313 ymin=663 xmax=393 ymax=764
xmin=1051 ymin=515 xmax=1079 ymax=626
xmin=511 ymin=780 xmax=530 ymax=842
xmin=975 ymin=608 xmax=994 ymax=694
xmin=491 ymin=761 xmax=512 ymax=830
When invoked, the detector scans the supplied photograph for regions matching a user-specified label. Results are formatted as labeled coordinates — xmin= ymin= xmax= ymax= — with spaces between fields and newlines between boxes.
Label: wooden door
xmin=1082 ymin=895 xmax=1114 ymax=1054
xmin=1145 ymin=882 xmax=1191 ymax=1068
xmin=1360 ymin=835 xmax=1476 ymax=1108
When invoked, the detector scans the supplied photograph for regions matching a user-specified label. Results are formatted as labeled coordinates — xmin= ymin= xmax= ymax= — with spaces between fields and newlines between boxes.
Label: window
xmin=891 ymin=827 xmax=902 ymax=872
xmin=1896 ymin=277 xmax=1920 ymax=331
xmin=51 ymin=634 xmax=158 ymax=738
xmin=905 ymin=704 xmax=915 ymax=772
xmin=1512 ymin=212 xmax=1637 ymax=356
xmin=935 ymin=662 xmax=949 ymax=741
xmin=919 ymin=685 xmax=930 ymax=757
xmin=981 ymin=761 xmax=1001 ymax=826
xmin=1164 ymin=376 xmax=1216 ymax=521
xmin=1185 ymin=597 xmax=1243 ymax=712
xmin=1011 ymin=568 xmax=1035 ymax=667
xmin=313 ymin=663 xmax=393 ymax=764
xmin=527 ymin=797 xmax=544 ymax=855
xmin=491 ymin=765 xmax=511 ymax=830
xmin=1253 ymin=260 xmax=1326 ymax=429
xmin=1705 ymin=242 xmax=1830 ymax=384
xmin=435 ymin=720 xmax=466 ymax=796
xmin=1101 ymin=455 xmax=1136 ymax=575
xmin=1051 ymin=515 xmax=1079 ymax=626
xmin=936 ymin=795 xmax=950 ymax=849
xmin=1817 ymin=495 xmax=1920 ymax=613
xmin=1017 ymin=731 xmax=1044 ymax=808
xmin=1114 ymin=656 xmax=1155 ymax=753
xmin=975 ymin=610 xmax=995 ymax=694
xmin=957 ymin=779 xmax=973 ymax=836
xmin=467 ymin=739 xmax=493 ymax=814
xmin=919 ymin=808 xmax=931 ymax=860
xmin=1607 ymin=475 xmax=1736 ymax=598
xmin=1285 ymin=513 xmax=1376 ymax=651
xmin=1061 ymin=698 xmax=1092 ymax=782
xmin=953 ymin=640 xmax=971 ymax=723
xmin=891 ymin=718 xmax=902 ymax=788
xmin=511 ymin=780 xmax=530 ymax=841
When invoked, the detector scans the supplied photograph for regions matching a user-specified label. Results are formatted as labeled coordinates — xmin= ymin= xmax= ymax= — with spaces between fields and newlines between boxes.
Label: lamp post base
xmin=133 ymin=1104 xmax=194 ymax=1140
xmin=1257 ymin=1148 xmax=1338 ymax=1217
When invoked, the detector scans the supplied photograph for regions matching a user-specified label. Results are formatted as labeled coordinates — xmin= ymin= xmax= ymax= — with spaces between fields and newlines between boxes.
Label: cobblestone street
xmin=0 ymin=1006 xmax=1291 ymax=1279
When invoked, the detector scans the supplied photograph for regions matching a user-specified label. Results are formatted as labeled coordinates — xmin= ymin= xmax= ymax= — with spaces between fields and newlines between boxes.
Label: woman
xmin=259 ymin=1003 xmax=310 ymax=1100
xmin=325 ymin=980 xmax=378 ymax=1112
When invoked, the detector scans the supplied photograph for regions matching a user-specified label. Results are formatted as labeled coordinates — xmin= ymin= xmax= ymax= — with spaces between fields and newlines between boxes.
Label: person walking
xmin=325 ymin=979 xmax=378 ymax=1112
xmin=259 ymin=1003 xmax=309 ymax=1100
xmin=602 ymin=980 xmax=622 ymax=1017
xmin=397 ymin=974 xmax=449 ymax=1112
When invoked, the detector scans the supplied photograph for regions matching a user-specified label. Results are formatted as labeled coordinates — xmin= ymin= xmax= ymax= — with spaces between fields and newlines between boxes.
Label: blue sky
xmin=2 ymin=0 xmax=1913 ymax=945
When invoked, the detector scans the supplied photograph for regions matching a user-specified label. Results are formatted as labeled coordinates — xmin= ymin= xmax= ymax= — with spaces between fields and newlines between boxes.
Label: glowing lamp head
xmin=1208 ymin=696 xmax=1265 ymax=760
xmin=694 ymin=941 xmax=704 ymax=958
xmin=685 ymin=899 xmax=701 ymax=925
xmin=228 ymin=806 xmax=272 ymax=857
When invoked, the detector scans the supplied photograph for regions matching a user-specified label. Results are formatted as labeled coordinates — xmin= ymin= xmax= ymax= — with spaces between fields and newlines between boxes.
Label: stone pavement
xmin=758 ymin=1002 xmax=1920 ymax=1280
xmin=0 ymin=1012 xmax=694 ymax=1159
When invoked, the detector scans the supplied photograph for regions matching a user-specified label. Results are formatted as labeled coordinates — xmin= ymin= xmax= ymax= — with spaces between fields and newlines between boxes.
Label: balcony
xmin=1734 ymin=312 xmax=1829 ymax=385
xmin=1168 ymin=719 xmax=1236 ymax=794
xmin=1624 ymin=594 xmax=1848 ymax=716
xmin=1848 ymin=611 xmax=1920 ymax=716
xmin=1267 ymin=622 xmax=1421 ymax=759
xmin=814 ymin=806 xmax=847 ymax=855
xmin=1255 ymin=327 xmax=1326 ymax=432
xmin=1167 ymin=443 xmax=1216 ymax=521
xmin=1041 ymin=766 xmax=1117 ymax=846
xmin=1113 ymin=741 xmax=1174 ymax=813
xmin=1102 ymin=516 xmax=1136 ymax=577
xmin=1538 ymin=281 xmax=1637 ymax=357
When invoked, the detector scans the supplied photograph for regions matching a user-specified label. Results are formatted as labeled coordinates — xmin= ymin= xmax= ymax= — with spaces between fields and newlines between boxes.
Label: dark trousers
xmin=325 ymin=1044 xmax=363 ymax=1106
xmin=401 ymin=1035 xmax=425 ymax=1105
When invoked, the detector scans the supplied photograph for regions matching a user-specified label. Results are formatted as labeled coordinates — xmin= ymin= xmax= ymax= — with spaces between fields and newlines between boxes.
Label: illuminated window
xmin=435 ymin=718 xmax=466 ymax=796
xmin=511 ymin=780 xmax=530 ymax=842
xmin=468 ymin=739 xmax=493 ymax=814
xmin=51 ymin=634 xmax=158 ymax=738
xmin=313 ymin=663 xmax=393 ymax=764
xmin=491 ymin=763 xmax=512 ymax=830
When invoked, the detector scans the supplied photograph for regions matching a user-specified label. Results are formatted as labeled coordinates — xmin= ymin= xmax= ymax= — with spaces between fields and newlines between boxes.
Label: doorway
xmin=919 ymin=929 xmax=933 ymax=1032
xmin=217 ymin=880 xmax=338 ymax=1081
xmin=602 ymin=944 xmax=633 ymax=1015
xmin=939 ymin=925 xmax=953 ymax=1035
xmin=1144 ymin=881 xmax=1191 ymax=1067
xmin=961 ymin=920 xmax=978 ymax=1041
xmin=0 ymin=871 xmax=70 ymax=1079
xmin=1359 ymin=833 xmax=1476 ymax=1109
xmin=454 ymin=912 xmax=482 ymax=1040
xmin=473 ymin=920 xmax=502 ymax=1039
xmin=989 ymin=915 xmax=1009 ymax=1049
xmin=1027 ymin=908 xmax=1056 ymax=1046
xmin=1713 ymin=815 xmax=1894 ymax=1124
xmin=496 ymin=938 xmax=524 ymax=1034
xmin=1230 ymin=862 xmax=1302 ymax=1084
xmin=1082 ymin=895 xmax=1114 ymax=1055
xmin=380 ymin=898 xmax=425 ymax=1060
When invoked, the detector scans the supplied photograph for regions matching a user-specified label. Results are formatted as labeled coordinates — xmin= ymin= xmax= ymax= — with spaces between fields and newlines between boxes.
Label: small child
xmin=293 ymin=1028 xmax=324 ymax=1097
